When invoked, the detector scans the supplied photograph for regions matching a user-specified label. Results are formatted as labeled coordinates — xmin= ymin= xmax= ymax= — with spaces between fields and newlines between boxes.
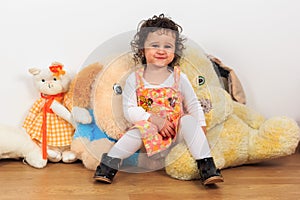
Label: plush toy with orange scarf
xmin=23 ymin=62 xmax=77 ymax=163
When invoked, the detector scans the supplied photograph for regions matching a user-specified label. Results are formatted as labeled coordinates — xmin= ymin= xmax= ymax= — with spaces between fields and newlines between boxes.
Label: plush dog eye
xmin=53 ymin=78 xmax=57 ymax=81
xmin=41 ymin=79 xmax=45 ymax=82
xmin=113 ymin=83 xmax=122 ymax=95
xmin=198 ymin=76 xmax=205 ymax=86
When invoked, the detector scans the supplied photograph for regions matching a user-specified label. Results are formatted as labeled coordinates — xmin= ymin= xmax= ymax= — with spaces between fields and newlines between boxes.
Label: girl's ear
xmin=139 ymin=49 xmax=144 ymax=56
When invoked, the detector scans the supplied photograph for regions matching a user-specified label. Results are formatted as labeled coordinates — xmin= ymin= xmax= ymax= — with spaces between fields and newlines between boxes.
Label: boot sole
xmin=94 ymin=176 xmax=112 ymax=184
xmin=203 ymin=176 xmax=224 ymax=185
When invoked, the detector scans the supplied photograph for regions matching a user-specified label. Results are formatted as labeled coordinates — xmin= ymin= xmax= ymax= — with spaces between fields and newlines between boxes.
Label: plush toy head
xmin=69 ymin=62 xmax=103 ymax=109
xmin=29 ymin=62 xmax=71 ymax=95
xmin=93 ymin=54 xmax=136 ymax=140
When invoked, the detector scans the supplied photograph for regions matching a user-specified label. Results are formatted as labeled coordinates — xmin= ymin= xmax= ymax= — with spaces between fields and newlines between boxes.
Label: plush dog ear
xmin=28 ymin=68 xmax=41 ymax=76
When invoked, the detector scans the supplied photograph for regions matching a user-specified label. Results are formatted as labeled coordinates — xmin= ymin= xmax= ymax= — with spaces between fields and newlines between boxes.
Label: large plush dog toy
xmin=164 ymin=47 xmax=300 ymax=180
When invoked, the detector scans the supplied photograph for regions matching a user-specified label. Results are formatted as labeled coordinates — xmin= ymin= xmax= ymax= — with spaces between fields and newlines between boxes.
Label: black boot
xmin=197 ymin=157 xmax=224 ymax=185
xmin=93 ymin=153 xmax=121 ymax=184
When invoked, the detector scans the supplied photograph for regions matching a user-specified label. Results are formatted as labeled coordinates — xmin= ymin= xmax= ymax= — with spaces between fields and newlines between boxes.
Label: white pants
xmin=107 ymin=115 xmax=211 ymax=160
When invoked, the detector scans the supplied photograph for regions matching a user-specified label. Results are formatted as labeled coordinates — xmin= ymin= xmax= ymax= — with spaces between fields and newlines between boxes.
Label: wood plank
xmin=0 ymin=154 xmax=300 ymax=200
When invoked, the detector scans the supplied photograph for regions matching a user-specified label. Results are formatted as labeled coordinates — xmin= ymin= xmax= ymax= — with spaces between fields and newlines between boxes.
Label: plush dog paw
xmin=248 ymin=116 xmax=300 ymax=162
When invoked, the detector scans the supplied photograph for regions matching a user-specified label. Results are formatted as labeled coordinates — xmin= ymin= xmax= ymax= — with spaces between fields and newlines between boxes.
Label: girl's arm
xmin=180 ymin=73 xmax=206 ymax=127
xmin=123 ymin=72 xmax=151 ymax=123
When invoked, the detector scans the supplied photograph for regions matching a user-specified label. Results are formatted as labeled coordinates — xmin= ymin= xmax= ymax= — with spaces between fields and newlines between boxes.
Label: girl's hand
xmin=202 ymin=126 xmax=207 ymax=135
xmin=148 ymin=115 xmax=175 ymax=139
xmin=159 ymin=120 xmax=176 ymax=139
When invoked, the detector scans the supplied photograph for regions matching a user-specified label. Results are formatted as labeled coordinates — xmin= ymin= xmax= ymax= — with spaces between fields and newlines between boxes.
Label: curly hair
xmin=131 ymin=14 xmax=185 ymax=68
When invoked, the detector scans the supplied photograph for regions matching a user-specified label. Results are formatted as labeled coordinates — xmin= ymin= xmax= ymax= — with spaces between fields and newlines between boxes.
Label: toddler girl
xmin=94 ymin=14 xmax=223 ymax=186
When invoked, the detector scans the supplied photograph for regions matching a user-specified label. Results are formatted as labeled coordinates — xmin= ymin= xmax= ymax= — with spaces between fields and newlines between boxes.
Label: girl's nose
xmin=157 ymin=48 xmax=166 ymax=54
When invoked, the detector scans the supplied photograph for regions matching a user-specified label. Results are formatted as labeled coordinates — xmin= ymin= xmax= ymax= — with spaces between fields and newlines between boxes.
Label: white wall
xmin=0 ymin=0 xmax=299 ymax=126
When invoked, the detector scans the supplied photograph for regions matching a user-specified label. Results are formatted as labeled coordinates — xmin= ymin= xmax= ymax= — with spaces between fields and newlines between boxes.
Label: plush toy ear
xmin=28 ymin=68 xmax=41 ymax=76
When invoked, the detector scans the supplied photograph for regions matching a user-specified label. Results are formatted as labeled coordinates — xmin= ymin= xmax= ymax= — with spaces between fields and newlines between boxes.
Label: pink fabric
xmin=133 ymin=66 xmax=183 ymax=156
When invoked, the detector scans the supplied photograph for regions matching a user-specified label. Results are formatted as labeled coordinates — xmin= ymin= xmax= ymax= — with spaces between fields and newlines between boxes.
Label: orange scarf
xmin=40 ymin=93 xmax=64 ymax=159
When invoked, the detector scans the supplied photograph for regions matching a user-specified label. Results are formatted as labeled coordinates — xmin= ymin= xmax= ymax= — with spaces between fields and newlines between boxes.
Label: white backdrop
xmin=0 ymin=0 xmax=299 ymax=126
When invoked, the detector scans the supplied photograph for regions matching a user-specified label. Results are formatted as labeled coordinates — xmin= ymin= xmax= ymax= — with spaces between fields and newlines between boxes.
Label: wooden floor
xmin=1 ymin=153 xmax=300 ymax=200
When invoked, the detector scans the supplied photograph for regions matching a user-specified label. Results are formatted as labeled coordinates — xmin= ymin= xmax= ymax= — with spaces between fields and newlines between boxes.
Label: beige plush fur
xmin=93 ymin=53 xmax=136 ymax=140
xmin=0 ymin=124 xmax=47 ymax=168
xmin=67 ymin=63 xmax=104 ymax=109
xmin=68 ymin=62 xmax=116 ymax=170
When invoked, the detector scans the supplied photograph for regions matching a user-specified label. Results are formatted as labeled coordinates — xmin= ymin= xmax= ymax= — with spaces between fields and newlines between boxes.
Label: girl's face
xmin=143 ymin=29 xmax=176 ymax=68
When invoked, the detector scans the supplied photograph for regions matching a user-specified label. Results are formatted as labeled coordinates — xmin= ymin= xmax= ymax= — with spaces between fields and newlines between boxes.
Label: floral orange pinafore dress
xmin=133 ymin=66 xmax=183 ymax=156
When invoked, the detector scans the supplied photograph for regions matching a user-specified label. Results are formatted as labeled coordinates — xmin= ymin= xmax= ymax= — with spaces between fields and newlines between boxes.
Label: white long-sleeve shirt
xmin=122 ymin=70 xmax=206 ymax=127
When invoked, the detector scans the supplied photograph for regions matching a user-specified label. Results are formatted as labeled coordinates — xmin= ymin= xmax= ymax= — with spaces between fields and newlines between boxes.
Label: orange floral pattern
xmin=133 ymin=66 xmax=183 ymax=156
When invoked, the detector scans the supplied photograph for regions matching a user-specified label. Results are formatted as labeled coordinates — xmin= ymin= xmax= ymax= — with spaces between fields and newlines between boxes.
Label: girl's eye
xmin=165 ymin=45 xmax=172 ymax=49
xmin=152 ymin=45 xmax=159 ymax=48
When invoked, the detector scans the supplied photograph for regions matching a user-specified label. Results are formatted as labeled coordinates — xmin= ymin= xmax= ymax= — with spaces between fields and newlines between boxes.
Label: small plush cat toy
xmin=23 ymin=62 xmax=77 ymax=163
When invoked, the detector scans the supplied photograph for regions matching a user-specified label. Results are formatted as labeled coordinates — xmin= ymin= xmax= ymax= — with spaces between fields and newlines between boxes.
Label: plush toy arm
xmin=71 ymin=106 xmax=92 ymax=124
xmin=233 ymin=101 xmax=265 ymax=129
xmin=51 ymin=100 xmax=76 ymax=127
